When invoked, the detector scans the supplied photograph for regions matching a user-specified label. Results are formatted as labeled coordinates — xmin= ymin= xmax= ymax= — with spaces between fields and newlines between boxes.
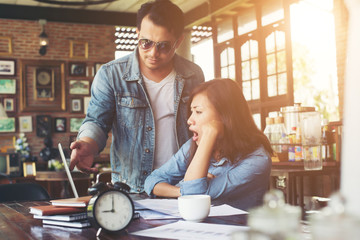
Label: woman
xmin=144 ymin=78 xmax=273 ymax=210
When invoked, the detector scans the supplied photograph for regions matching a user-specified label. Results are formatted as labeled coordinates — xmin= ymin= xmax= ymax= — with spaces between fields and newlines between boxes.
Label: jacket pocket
xmin=117 ymin=96 xmax=148 ymax=129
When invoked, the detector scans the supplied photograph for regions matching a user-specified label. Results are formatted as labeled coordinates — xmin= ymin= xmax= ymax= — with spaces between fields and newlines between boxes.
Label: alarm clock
xmin=87 ymin=172 xmax=135 ymax=237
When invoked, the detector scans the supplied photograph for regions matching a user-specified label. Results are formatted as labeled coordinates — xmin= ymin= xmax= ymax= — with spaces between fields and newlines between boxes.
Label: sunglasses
xmin=138 ymin=38 xmax=177 ymax=54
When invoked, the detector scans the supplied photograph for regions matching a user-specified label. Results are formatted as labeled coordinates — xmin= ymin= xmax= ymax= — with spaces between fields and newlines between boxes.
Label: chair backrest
xmin=0 ymin=183 xmax=50 ymax=202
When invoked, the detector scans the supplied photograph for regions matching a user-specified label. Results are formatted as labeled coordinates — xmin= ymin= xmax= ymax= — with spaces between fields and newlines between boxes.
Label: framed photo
xmin=3 ymin=97 xmax=15 ymax=112
xmin=94 ymin=62 xmax=105 ymax=75
xmin=0 ymin=79 xmax=16 ymax=94
xmin=0 ymin=154 xmax=10 ymax=175
xmin=70 ymin=118 xmax=84 ymax=133
xmin=69 ymin=62 xmax=86 ymax=76
xmin=83 ymin=96 xmax=91 ymax=114
xmin=23 ymin=162 xmax=36 ymax=177
xmin=0 ymin=117 xmax=15 ymax=132
xmin=34 ymin=68 xmax=55 ymax=101
xmin=54 ymin=117 xmax=66 ymax=133
xmin=69 ymin=40 xmax=88 ymax=59
xmin=19 ymin=116 xmax=33 ymax=132
xmin=0 ymin=37 xmax=13 ymax=56
xmin=8 ymin=153 xmax=21 ymax=176
xmin=0 ymin=59 xmax=16 ymax=76
xmin=71 ymin=98 xmax=82 ymax=112
xmin=36 ymin=115 xmax=51 ymax=137
xmin=20 ymin=60 xmax=66 ymax=112
xmin=69 ymin=80 xmax=90 ymax=95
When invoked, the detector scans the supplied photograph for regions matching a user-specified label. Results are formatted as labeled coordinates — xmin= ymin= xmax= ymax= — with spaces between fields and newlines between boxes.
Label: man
xmin=69 ymin=0 xmax=205 ymax=192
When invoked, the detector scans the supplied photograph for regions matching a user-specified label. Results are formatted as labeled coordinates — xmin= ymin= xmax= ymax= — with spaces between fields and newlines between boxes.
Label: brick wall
xmin=0 ymin=18 xmax=116 ymax=161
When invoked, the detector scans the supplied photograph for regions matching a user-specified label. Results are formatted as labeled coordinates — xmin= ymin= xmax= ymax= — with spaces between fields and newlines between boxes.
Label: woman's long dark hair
xmin=188 ymin=78 xmax=273 ymax=163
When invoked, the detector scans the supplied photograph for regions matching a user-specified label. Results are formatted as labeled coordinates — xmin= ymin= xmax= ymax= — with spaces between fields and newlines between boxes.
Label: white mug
xmin=178 ymin=194 xmax=211 ymax=222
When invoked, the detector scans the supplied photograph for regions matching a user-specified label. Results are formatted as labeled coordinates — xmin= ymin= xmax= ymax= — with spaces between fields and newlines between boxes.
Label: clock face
xmin=93 ymin=190 xmax=134 ymax=232
xmin=37 ymin=71 xmax=51 ymax=86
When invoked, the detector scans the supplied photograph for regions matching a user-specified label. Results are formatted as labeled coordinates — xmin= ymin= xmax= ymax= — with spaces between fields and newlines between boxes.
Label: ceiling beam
xmin=0 ymin=4 xmax=137 ymax=26
xmin=184 ymin=0 xmax=253 ymax=27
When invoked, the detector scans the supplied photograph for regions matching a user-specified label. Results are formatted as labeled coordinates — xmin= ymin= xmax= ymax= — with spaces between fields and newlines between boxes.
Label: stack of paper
xmin=29 ymin=196 xmax=92 ymax=228
xmin=134 ymin=199 xmax=248 ymax=220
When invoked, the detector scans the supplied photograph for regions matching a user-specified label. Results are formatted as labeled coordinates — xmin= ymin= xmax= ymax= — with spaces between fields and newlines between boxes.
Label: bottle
xmin=264 ymin=117 xmax=274 ymax=143
xmin=273 ymin=116 xmax=287 ymax=154
xmin=295 ymin=125 xmax=302 ymax=161
xmin=288 ymin=126 xmax=296 ymax=162
xmin=321 ymin=119 xmax=331 ymax=161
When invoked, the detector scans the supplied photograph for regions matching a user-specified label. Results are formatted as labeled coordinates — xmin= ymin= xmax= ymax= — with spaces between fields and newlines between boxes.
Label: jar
xmin=280 ymin=103 xmax=315 ymax=136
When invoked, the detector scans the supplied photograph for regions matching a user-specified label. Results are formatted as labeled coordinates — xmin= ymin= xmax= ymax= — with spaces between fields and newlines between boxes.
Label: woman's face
xmin=187 ymin=92 xmax=221 ymax=145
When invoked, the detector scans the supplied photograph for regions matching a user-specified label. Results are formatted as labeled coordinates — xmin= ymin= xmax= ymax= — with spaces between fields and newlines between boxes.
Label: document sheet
xmin=134 ymin=199 xmax=248 ymax=220
xmin=131 ymin=220 xmax=249 ymax=240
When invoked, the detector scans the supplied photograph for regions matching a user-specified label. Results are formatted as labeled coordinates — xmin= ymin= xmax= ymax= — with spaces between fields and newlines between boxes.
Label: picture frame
xmin=83 ymin=96 xmax=91 ymax=114
xmin=19 ymin=116 xmax=33 ymax=132
xmin=3 ymin=97 xmax=15 ymax=112
xmin=94 ymin=62 xmax=105 ymax=75
xmin=20 ymin=60 xmax=66 ymax=112
xmin=54 ymin=117 xmax=66 ymax=133
xmin=0 ymin=79 xmax=16 ymax=94
xmin=69 ymin=80 xmax=90 ymax=95
xmin=71 ymin=98 xmax=82 ymax=112
xmin=70 ymin=118 xmax=84 ymax=133
xmin=9 ymin=153 xmax=21 ymax=176
xmin=0 ymin=154 xmax=10 ymax=175
xmin=69 ymin=40 xmax=88 ymax=59
xmin=0 ymin=117 xmax=15 ymax=133
xmin=0 ymin=59 xmax=16 ymax=76
xmin=0 ymin=37 xmax=13 ymax=56
xmin=0 ymin=136 xmax=15 ymax=153
xmin=34 ymin=68 xmax=55 ymax=101
xmin=23 ymin=162 xmax=36 ymax=177
xmin=36 ymin=115 xmax=51 ymax=137
xmin=69 ymin=62 xmax=87 ymax=76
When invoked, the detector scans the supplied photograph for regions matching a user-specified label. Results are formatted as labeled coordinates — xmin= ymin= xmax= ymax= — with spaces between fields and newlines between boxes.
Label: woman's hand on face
xmin=201 ymin=120 xmax=224 ymax=139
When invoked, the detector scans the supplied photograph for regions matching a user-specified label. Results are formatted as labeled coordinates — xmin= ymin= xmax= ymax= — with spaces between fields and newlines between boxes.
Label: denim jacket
xmin=78 ymin=49 xmax=204 ymax=192
xmin=144 ymin=139 xmax=272 ymax=210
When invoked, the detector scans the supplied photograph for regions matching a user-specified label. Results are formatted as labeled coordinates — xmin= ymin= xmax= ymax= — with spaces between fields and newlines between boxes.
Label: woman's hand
xmin=198 ymin=120 xmax=224 ymax=145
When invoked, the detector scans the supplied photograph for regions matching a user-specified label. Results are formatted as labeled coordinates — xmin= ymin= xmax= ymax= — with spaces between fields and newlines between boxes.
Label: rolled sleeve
xmin=179 ymin=177 xmax=208 ymax=195
xmin=144 ymin=171 xmax=167 ymax=197
xmin=78 ymin=122 xmax=107 ymax=152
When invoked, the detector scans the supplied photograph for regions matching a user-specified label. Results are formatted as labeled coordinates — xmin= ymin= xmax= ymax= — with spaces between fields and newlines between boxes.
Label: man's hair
xmin=137 ymin=0 xmax=184 ymax=38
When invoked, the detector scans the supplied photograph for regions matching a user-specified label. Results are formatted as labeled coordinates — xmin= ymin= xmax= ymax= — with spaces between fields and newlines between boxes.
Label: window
xmin=213 ymin=1 xmax=293 ymax=130
xmin=220 ymin=45 xmax=235 ymax=80
xmin=241 ymin=39 xmax=260 ymax=100
xmin=265 ymin=29 xmax=287 ymax=97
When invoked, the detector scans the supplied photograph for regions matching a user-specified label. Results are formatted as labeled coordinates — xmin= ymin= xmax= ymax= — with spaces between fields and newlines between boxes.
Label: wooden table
xmin=0 ymin=195 xmax=248 ymax=240
xmin=270 ymin=162 xmax=340 ymax=216
xmin=35 ymin=171 xmax=93 ymax=199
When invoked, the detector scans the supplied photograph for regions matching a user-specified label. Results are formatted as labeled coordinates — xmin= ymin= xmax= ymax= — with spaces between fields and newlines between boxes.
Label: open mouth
xmin=191 ymin=130 xmax=199 ymax=142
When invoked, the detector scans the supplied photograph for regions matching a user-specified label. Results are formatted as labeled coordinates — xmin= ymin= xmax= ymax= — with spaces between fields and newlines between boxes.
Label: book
xmin=33 ymin=212 xmax=88 ymax=222
xmin=42 ymin=219 xmax=91 ymax=228
xmin=50 ymin=196 xmax=92 ymax=207
xmin=29 ymin=205 xmax=86 ymax=216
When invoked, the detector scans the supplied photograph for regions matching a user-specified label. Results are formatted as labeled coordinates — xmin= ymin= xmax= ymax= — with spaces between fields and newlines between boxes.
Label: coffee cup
xmin=178 ymin=194 xmax=211 ymax=222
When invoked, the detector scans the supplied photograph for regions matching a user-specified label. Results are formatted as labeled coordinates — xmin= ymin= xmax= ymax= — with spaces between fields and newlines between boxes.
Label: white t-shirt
xmin=143 ymin=70 xmax=178 ymax=170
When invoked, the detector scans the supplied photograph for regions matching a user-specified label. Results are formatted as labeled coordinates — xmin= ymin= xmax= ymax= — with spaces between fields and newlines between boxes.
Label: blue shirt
xmin=77 ymin=49 xmax=204 ymax=192
xmin=144 ymin=139 xmax=272 ymax=210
